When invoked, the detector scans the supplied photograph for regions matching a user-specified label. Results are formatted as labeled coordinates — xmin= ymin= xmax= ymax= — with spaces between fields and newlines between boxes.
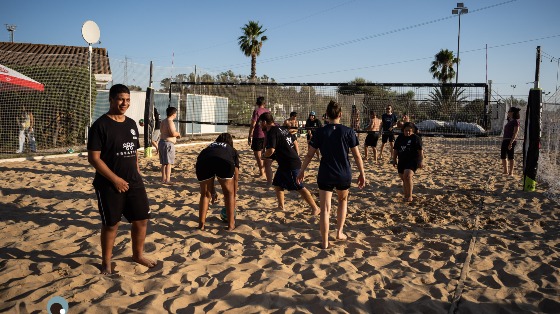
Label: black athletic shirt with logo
xmin=394 ymin=133 xmax=423 ymax=163
xmin=198 ymin=142 xmax=240 ymax=168
xmin=87 ymin=114 xmax=143 ymax=188
xmin=381 ymin=113 xmax=398 ymax=131
xmin=266 ymin=126 xmax=301 ymax=170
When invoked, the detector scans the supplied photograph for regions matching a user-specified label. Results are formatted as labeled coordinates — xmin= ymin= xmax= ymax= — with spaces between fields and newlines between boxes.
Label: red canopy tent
xmin=0 ymin=63 xmax=44 ymax=92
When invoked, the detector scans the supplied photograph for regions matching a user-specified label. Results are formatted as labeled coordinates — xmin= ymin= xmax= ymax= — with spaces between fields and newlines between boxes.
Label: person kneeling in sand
xmin=196 ymin=133 xmax=239 ymax=231
xmin=87 ymin=84 xmax=156 ymax=275
xmin=259 ymin=112 xmax=320 ymax=214
xmin=297 ymin=100 xmax=366 ymax=249
xmin=392 ymin=122 xmax=424 ymax=202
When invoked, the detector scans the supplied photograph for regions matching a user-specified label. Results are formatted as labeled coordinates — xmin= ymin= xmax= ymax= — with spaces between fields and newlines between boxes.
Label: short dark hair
xmin=325 ymin=100 xmax=341 ymax=120
xmin=166 ymin=107 xmax=178 ymax=117
xmin=401 ymin=121 xmax=418 ymax=133
xmin=109 ymin=84 xmax=130 ymax=100
xmin=509 ymin=107 xmax=521 ymax=119
xmin=259 ymin=112 xmax=274 ymax=124
xmin=290 ymin=111 xmax=297 ymax=117
xmin=256 ymin=96 xmax=266 ymax=106
xmin=215 ymin=132 xmax=234 ymax=147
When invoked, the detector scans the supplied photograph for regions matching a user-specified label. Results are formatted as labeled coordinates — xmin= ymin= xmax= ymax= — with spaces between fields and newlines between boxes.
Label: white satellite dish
xmin=81 ymin=20 xmax=100 ymax=44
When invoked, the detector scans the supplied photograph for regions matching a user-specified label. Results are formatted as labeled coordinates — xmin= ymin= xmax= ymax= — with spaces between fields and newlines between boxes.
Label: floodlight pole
xmin=5 ymin=24 xmax=16 ymax=43
xmin=452 ymin=3 xmax=468 ymax=85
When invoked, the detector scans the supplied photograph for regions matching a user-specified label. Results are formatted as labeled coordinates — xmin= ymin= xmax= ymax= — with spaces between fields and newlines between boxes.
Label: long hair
xmin=215 ymin=132 xmax=234 ymax=148
xmin=326 ymin=100 xmax=341 ymax=120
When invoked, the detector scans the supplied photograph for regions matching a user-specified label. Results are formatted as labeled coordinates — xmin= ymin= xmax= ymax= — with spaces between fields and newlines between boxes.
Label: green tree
xmin=429 ymin=49 xmax=457 ymax=83
xmin=128 ymin=85 xmax=142 ymax=91
xmin=238 ymin=20 xmax=267 ymax=81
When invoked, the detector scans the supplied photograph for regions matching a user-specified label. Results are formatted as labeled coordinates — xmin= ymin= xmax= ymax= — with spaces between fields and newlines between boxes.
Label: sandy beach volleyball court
xmin=0 ymin=136 xmax=558 ymax=313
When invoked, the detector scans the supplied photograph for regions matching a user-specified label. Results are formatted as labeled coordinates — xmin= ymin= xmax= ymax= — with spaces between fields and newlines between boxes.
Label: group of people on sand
xmin=89 ymin=84 xmax=525 ymax=273
xmin=87 ymin=85 xmax=425 ymax=273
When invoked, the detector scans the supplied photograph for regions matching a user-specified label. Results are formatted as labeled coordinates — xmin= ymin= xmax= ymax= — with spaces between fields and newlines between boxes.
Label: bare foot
xmin=322 ymin=241 xmax=330 ymax=249
xmin=276 ymin=206 xmax=284 ymax=211
xmin=405 ymin=197 xmax=413 ymax=202
xmin=132 ymin=255 xmax=157 ymax=268
xmin=100 ymin=263 xmax=112 ymax=275
xmin=336 ymin=233 xmax=348 ymax=241
xmin=312 ymin=208 xmax=320 ymax=215
xmin=226 ymin=225 xmax=236 ymax=231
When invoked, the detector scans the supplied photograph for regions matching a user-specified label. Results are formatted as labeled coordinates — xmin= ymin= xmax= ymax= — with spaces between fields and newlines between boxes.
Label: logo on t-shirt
xmin=123 ymin=142 xmax=135 ymax=150
xmin=131 ymin=129 xmax=136 ymax=136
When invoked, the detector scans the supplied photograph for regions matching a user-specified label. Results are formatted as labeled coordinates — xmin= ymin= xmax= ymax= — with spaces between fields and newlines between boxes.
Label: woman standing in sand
xmin=501 ymin=107 xmax=520 ymax=176
xmin=392 ymin=122 xmax=423 ymax=202
xmin=297 ymin=100 xmax=366 ymax=249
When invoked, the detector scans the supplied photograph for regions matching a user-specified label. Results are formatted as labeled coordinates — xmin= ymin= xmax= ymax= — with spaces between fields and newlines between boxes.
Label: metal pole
xmin=534 ymin=46 xmax=541 ymax=89
xmin=89 ymin=44 xmax=92 ymax=128
xmin=456 ymin=13 xmax=461 ymax=85
xmin=556 ymin=58 xmax=560 ymax=91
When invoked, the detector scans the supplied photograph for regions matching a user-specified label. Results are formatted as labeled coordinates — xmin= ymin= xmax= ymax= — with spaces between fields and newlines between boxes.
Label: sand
xmin=0 ymin=136 xmax=559 ymax=313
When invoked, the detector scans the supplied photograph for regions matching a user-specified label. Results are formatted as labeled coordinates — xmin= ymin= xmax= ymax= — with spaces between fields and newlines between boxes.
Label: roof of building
xmin=0 ymin=42 xmax=111 ymax=75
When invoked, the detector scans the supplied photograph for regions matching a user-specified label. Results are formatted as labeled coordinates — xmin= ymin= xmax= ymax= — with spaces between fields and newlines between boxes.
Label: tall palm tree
xmin=429 ymin=49 xmax=458 ymax=83
xmin=238 ymin=21 xmax=267 ymax=81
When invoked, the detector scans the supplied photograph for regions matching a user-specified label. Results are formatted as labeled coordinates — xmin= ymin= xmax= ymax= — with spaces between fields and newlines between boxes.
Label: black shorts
xmin=500 ymin=139 xmax=516 ymax=160
xmin=94 ymin=185 xmax=151 ymax=226
xmin=196 ymin=157 xmax=236 ymax=181
xmin=251 ymin=138 xmax=265 ymax=151
xmin=365 ymin=132 xmax=379 ymax=147
xmin=381 ymin=131 xmax=395 ymax=143
xmin=397 ymin=159 xmax=418 ymax=174
xmin=317 ymin=181 xmax=351 ymax=192
xmin=273 ymin=168 xmax=304 ymax=191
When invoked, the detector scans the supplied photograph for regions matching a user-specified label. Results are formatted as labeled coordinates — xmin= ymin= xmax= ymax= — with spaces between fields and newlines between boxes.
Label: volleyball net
xmin=170 ymin=82 xmax=498 ymax=152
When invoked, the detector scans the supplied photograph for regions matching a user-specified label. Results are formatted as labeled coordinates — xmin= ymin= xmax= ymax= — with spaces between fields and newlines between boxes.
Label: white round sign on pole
xmin=81 ymin=20 xmax=100 ymax=44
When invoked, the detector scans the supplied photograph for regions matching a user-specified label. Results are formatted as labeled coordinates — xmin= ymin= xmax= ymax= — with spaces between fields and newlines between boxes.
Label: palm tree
xmin=238 ymin=21 xmax=267 ymax=81
xmin=429 ymin=49 xmax=457 ymax=83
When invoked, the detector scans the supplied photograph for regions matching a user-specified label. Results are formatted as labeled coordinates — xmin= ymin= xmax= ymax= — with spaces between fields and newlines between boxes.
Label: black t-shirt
xmin=266 ymin=126 xmax=301 ymax=170
xmin=394 ymin=134 xmax=423 ymax=163
xmin=381 ymin=113 xmax=398 ymax=131
xmin=310 ymin=124 xmax=359 ymax=184
xmin=198 ymin=142 xmax=240 ymax=168
xmin=87 ymin=114 xmax=143 ymax=188
xmin=305 ymin=118 xmax=322 ymax=136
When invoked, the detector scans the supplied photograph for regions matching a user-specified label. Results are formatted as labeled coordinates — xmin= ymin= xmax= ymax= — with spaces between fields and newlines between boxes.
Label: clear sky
xmin=2 ymin=0 xmax=559 ymax=99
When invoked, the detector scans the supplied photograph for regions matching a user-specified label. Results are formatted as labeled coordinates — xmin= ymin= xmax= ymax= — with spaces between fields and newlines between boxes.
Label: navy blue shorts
xmin=500 ymin=139 xmax=516 ymax=160
xmin=381 ymin=131 xmax=395 ymax=143
xmin=251 ymin=138 xmax=265 ymax=151
xmin=196 ymin=157 xmax=236 ymax=181
xmin=317 ymin=181 xmax=351 ymax=192
xmin=365 ymin=132 xmax=379 ymax=147
xmin=397 ymin=159 xmax=418 ymax=174
xmin=94 ymin=185 xmax=151 ymax=226
xmin=273 ymin=168 xmax=303 ymax=191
